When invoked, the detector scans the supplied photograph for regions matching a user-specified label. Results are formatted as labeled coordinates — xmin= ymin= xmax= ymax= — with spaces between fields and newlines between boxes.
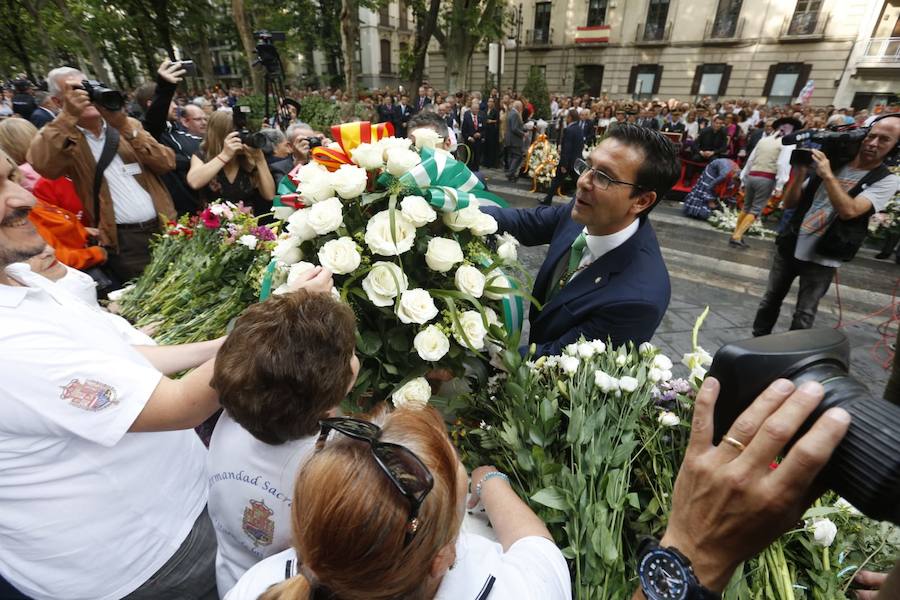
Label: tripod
xmin=254 ymin=33 xmax=293 ymax=131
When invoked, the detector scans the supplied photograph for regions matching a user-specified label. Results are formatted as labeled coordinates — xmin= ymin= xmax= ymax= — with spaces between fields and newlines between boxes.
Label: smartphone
xmin=178 ymin=60 xmax=197 ymax=77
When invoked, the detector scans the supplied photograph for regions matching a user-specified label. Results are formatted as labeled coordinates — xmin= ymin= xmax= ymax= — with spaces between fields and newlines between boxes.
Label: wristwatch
xmin=637 ymin=538 xmax=721 ymax=600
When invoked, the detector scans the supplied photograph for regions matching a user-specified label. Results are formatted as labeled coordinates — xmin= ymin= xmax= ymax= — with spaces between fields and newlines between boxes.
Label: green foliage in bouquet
xmin=116 ymin=202 xmax=275 ymax=345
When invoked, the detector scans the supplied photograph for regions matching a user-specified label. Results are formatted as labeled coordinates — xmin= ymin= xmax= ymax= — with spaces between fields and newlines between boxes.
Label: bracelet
xmin=475 ymin=471 xmax=509 ymax=497
xmin=215 ymin=155 xmax=228 ymax=165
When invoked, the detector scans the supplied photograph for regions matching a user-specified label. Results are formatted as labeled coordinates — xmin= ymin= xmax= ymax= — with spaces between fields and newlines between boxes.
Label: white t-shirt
xmin=208 ymin=411 xmax=318 ymax=597
xmin=0 ymin=271 xmax=207 ymax=600
xmin=224 ymin=533 xmax=571 ymax=600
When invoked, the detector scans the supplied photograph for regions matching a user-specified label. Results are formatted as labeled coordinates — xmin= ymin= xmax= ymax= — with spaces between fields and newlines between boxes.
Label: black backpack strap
xmin=847 ymin=163 xmax=891 ymax=198
xmin=91 ymin=125 xmax=120 ymax=226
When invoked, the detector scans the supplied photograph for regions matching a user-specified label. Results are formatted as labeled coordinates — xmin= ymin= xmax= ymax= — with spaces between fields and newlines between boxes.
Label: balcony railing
xmin=704 ymin=16 xmax=744 ymax=42
xmin=635 ymin=21 xmax=672 ymax=45
xmin=379 ymin=63 xmax=401 ymax=76
xmin=379 ymin=14 xmax=399 ymax=28
xmin=860 ymin=37 xmax=900 ymax=64
xmin=780 ymin=10 xmax=830 ymax=39
xmin=526 ymin=28 xmax=553 ymax=46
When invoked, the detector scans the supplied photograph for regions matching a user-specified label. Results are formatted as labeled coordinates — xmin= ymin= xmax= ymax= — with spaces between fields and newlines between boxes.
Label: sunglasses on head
xmin=316 ymin=417 xmax=435 ymax=546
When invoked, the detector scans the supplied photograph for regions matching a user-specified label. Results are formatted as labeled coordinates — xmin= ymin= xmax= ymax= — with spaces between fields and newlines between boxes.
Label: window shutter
xmin=718 ymin=64 xmax=732 ymax=97
xmin=690 ymin=65 xmax=703 ymax=96
xmin=762 ymin=63 xmax=778 ymax=97
xmin=793 ymin=63 xmax=812 ymax=97
xmin=628 ymin=65 xmax=638 ymax=94
xmin=653 ymin=65 xmax=663 ymax=93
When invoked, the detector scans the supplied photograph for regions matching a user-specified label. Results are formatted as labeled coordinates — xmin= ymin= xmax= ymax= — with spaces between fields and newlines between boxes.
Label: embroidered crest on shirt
xmin=242 ymin=499 xmax=275 ymax=546
xmin=60 ymin=379 xmax=119 ymax=411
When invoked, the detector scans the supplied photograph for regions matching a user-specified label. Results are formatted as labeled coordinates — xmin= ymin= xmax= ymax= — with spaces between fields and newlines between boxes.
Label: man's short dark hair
xmin=567 ymin=108 xmax=579 ymax=122
xmin=210 ymin=290 xmax=357 ymax=445
xmin=134 ymin=82 xmax=156 ymax=112
xmin=407 ymin=110 xmax=449 ymax=139
xmin=605 ymin=123 xmax=680 ymax=205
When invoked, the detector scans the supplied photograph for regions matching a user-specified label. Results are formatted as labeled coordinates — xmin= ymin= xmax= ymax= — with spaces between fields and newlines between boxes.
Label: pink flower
xmin=252 ymin=226 xmax=276 ymax=241
xmin=199 ymin=208 xmax=221 ymax=229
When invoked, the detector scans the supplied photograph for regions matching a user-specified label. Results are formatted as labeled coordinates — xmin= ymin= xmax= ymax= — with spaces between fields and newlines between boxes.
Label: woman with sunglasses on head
xmin=225 ymin=407 xmax=571 ymax=600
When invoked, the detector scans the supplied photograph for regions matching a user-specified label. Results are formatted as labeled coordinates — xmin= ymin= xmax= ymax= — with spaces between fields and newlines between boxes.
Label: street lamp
xmin=512 ymin=3 xmax=522 ymax=92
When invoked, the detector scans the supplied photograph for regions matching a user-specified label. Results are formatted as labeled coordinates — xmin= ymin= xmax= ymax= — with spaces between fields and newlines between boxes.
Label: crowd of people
xmin=1 ymin=59 xmax=899 ymax=600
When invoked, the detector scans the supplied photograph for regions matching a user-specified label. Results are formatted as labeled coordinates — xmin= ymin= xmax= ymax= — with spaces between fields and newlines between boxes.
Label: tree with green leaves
xmin=522 ymin=66 xmax=550 ymax=120
xmin=432 ymin=0 xmax=505 ymax=93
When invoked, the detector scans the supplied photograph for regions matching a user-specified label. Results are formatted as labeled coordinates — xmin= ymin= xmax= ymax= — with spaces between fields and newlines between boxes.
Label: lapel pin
xmin=595 ymin=276 xmax=603 ymax=284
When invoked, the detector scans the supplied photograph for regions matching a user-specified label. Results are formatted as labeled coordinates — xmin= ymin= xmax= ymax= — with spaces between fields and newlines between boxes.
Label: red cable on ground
xmin=831 ymin=271 xmax=900 ymax=370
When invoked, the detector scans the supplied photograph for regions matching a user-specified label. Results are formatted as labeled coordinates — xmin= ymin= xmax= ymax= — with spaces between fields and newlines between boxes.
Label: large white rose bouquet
xmin=265 ymin=122 xmax=529 ymax=409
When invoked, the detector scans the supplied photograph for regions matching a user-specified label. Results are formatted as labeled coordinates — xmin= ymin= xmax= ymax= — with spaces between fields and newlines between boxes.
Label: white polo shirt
xmin=79 ymin=120 xmax=157 ymax=224
xmin=0 ymin=270 xmax=207 ymax=600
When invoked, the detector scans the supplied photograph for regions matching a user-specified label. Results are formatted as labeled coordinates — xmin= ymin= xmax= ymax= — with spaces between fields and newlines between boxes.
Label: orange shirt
xmin=29 ymin=199 xmax=106 ymax=270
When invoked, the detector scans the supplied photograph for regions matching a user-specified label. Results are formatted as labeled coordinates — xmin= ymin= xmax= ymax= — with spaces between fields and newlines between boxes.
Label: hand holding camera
xmin=219 ymin=131 xmax=243 ymax=162
xmin=158 ymin=59 xmax=187 ymax=85
xmin=809 ymin=148 xmax=834 ymax=181
xmin=61 ymin=81 xmax=91 ymax=119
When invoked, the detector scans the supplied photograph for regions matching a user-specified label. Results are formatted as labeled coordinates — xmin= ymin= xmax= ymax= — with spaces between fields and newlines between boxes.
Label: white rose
xmin=237 ymin=234 xmax=258 ymax=250
xmin=618 ymin=376 xmax=639 ymax=393
xmin=286 ymin=261 xmax=317 ymax=286
xmin=470 ymin=213 xmax=498 ymax=236
xmin=411 ymin=127 xmax=442 ymax=149
xmin=350 ymin=142 xmax=385 ymax=170
xmin=376 ymin=136 xmax=413 ymax=155
xmin=317 ymin=237 xmax=361 ymax=275
xmin=594 ymin=370 xmax=619 ymax=393
xmin=660 ymin=369 xmax=673 ymax=382
xmin=364 ymin=210 xmax=417 ymax=256
xmin=616 ymin=353 xmax=627 ymax=367
xmin=497 ymin=232 xmax=519 ymax=262
xmin=483 ymin=269 xmax=508 ymax=300
xmin=396 ymin=288 xmax=439 ymax=324
xmin=400 ymin=195 xmax=437 ymax=227
xmin=391 ymin=377 xmax=432 ymax=410
xmin=361 ymin=261 xmax=408 ymax=307
xmin=484 ymin=307 xmax=501 ymax=328
xmin=565 ymin=343 xmax=579 ymax=356
xmin=272 ymin=205 xmax=297 ymax=221
xmin=560 ymin=355 xmax=580 ymax=375
xmin=425 ymin=237 xmax=464 ymax=273
xmin=296 ymin=164 xmax=335 ymax=203
xmin=331 ymin=164 xmax=368 ymax=199
xmin=653 ymin=354 xmax=674 ymax=371
xmin=414 ymin=325 xmax=450 ymax=361
xmin=287 ymin=208 xmax=317 ymax=241
xmin=453 ymin=310 xmax=487 ymax=350
xmin=591 ymin=339 xmax=606 ymax=353
xmin=658 ymin=411 xmax=681 ymax=427
xmin=443 ymin=204 xmax=481 ymax=232
xmin=648 ymin=368 xmax=664 ymax=383
xmin=454 ymin=265 xmax=485 ymax=298
xmin=639 ymin=342 xmax=656 ymax=355
xmin=385 ymin=148 xmax=422 ymax=177
xmin=307 ymin=197 xmax=344 ymax=235
xmin=577 ymin=342 xmax=595 ymax=358
xmin=809 ymin=518 xmax=837 ymax=547
xmin=273 ymin=236 xmax=303 ymax=265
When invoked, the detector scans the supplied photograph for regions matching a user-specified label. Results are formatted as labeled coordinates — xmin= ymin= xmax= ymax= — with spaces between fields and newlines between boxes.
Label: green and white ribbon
xmin=398 ymin=148 xmax=508 ymax=212
xmin=483 ymin=259 xmax=525 ymax=334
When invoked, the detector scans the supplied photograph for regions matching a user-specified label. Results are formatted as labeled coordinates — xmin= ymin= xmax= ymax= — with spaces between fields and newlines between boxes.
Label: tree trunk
xmin=53 ymin=0 xmax=112 ymax=83
xmin=340 ymin=0 xmax=359 ymax=103
xmin=410 ymin=0 xmax=440 ymax=92
xmin=150 ymin=0 xmax=175 ymax=59
xmin=195 ymin=23 xmax=217 ymax=91
xmin=231 ymin=0 xmax=262 ymax=94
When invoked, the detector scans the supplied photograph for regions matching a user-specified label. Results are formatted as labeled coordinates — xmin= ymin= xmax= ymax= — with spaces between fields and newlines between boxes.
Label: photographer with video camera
xmin=27 ymin=67 xmax=176 ymax=282
xmin=186 ymin=109 xmax=275 ymax=216
xmin=752 ymin=115 xmax=900 ymax=336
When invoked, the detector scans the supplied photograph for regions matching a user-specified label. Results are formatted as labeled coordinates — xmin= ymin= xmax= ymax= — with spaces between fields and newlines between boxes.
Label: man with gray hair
xmin=29 ymin=66 xmax=176 ymax=281
xmin=504 ymin=100 xmax=525 ymax=182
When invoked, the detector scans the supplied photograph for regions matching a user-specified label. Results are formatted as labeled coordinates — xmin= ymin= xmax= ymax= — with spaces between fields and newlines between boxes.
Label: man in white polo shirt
xmin=0 ymin=148 xmax=220 ymax=599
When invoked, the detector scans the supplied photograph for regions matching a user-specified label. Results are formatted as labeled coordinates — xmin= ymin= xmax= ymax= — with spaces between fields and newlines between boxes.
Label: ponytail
xmin=259 ymin=573 xmax=313 ymax=600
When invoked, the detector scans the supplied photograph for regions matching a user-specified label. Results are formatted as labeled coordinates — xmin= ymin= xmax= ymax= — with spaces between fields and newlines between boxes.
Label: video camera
xmin=79 ymin=79 xmax=125 ymax=112
xmin=254 ymin=30 xmax=285 ymax=75
xmin=782 ymin=126 xmax=868 ymax=168
xmin=232 ymin=105 xmax=267 ymax=149
xmin=709 ymin=329 xmax=900 ymax=525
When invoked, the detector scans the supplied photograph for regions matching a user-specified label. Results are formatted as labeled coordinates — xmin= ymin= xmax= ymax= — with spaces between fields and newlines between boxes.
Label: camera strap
xmin=91 ymin=125 xmax=120 ymax=227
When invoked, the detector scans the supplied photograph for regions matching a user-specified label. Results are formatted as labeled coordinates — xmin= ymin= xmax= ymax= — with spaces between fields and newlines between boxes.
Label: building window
xmin=788 ymin=0 xmax=822 ymax=35
xmin=587 ymin=0 xmax=608 ymax=26
xmin=628 ymin=64 xmax=663 ymax=99
xmin=644 ymin=0 xmax=670 ymax=41
xmin=574 ymin=64 xmax=604 ymax=96
xmin=379 ymin=4 xmax=391 ymax=27
xmin=711 ymin=0 xmax=743 ymax=38
xmin=533 ymin=2 xmax=552 ymax=43
xmin=690 ymin=64 xmax=732 ymax=100
xmin=380 ymin=39 xmax=392 ymax=74
xmin=762 ymin=62 xmax=811 ymax=105
xmin=399 ymin=1 xmax=408 ymax=30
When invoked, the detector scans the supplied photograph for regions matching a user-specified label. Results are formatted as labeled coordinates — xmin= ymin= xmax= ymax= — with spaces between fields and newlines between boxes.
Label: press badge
xmin=122 ymin=163 xmax=142 ymax=177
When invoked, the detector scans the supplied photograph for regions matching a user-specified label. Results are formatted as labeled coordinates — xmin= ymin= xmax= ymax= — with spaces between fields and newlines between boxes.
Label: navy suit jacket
xmin=481 ymin=202 xmax=670 ymax=357
xmin=461 ymin=110 xmax=484 ymax=142
xmin=559 ymin=122 xmax=584 ymax=170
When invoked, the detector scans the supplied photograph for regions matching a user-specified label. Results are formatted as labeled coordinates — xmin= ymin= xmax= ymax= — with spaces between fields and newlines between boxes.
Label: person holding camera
xmin=186 ymin=111 xmax=275 ymax=216
xmin=752 ymin=115 xmax=900 ymax=336
xmin=27 ymin=67 xmax=177 ymax=282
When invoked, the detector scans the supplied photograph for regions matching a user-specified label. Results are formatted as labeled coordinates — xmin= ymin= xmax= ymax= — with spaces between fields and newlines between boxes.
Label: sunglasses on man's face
xmin=316 ymin=417 xmax=435 ymax=546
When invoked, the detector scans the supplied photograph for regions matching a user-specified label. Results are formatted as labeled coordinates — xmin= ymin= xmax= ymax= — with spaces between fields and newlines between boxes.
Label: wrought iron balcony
xmin=635 ymin=21 xmax=672 ymax=45
xmin=859 ymin=37 xmax=900 ymax=65
xmin=780 ymin=10 xmax=830 ymax=39
xmin=525 ymin=28 xmax=553 ymax=46
xmin=703 ymin=16 xmax=744 ymax=43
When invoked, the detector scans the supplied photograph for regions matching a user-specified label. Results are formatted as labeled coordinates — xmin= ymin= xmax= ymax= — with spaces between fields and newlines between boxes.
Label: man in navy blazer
xmin=543 ymin=108 xmax=584 ymax=205
xmin=481 ymin=124 xmax=680 ymax=356
xmin=461 ymin=98 xmax=485 ymax=172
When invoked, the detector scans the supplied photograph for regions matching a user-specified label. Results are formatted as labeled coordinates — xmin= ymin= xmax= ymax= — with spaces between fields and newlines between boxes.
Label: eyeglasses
xmin=573 ymin=158 xmax=644 ymax=191
xmin=316 ymin=417 xmax=434 ymax=545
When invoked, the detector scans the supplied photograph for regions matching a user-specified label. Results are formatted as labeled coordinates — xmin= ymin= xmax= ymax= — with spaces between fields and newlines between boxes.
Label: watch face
xmin=640 ymin=549 xmax=690 ymax=600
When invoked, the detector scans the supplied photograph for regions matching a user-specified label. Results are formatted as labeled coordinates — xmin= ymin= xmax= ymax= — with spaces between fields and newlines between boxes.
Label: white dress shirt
xmin=572 ymin=219 xmax=640 ymax=280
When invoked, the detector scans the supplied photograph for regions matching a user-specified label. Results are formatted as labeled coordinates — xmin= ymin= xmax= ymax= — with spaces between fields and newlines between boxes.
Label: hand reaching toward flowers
xmin=637 ymin=377 xmax=851 ymax=595
xmin=854 ymin=567 xmax=894 ymax=599
xmin=286 ymin=265 xmax=333 ymax=295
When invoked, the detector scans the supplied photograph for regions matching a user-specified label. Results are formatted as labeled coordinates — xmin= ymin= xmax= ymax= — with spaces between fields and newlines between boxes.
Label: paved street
xmin=482 ymin=167 xmax=900 ymax=396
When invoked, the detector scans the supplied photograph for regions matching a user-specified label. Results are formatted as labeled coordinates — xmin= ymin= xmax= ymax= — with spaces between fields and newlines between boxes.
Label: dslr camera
xmin=232 ymin=106 xmax=267 ymax=149
xmin=782 ymin=126 xmax=868 ymax=168
xmin=79 ymin=79 xmax=126 ymax=112
xmin=709 ymin=329 xmax=900 ymax=525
